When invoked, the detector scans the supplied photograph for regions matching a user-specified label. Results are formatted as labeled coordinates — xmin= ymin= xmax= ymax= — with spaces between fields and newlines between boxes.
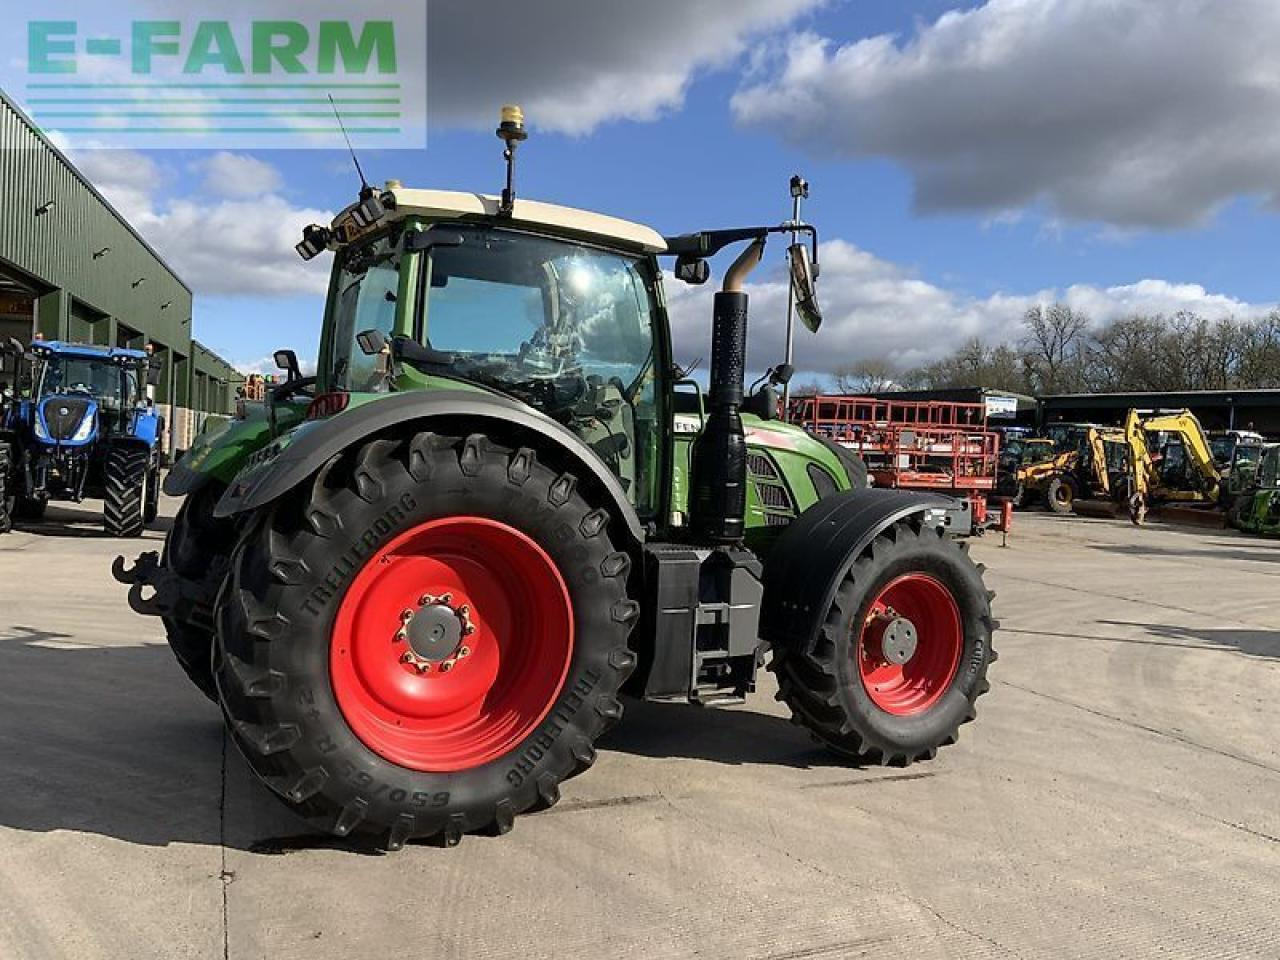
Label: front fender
xmin=213 ymin=390 xmax=646 ymax=544
xmin=164 ymin=406 xmax=281 ymax=497
xmin=760 ymin=489 xmax=960 ymax=648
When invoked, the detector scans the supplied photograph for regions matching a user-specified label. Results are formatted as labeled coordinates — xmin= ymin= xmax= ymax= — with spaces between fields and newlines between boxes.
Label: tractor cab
xmin=282 ymin=161 xmax=833 ymax=542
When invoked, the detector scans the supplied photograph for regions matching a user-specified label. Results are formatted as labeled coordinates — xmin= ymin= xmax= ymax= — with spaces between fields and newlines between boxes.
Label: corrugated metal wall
xmin=0 ymin=89 xmax=242 ymax=435
xmin=0 ymin=92 xmax=192 ymax=350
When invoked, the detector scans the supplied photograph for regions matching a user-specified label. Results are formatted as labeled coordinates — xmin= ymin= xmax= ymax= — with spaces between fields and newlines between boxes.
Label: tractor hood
xmin=34 ymin=394 xmax=98 ymax=446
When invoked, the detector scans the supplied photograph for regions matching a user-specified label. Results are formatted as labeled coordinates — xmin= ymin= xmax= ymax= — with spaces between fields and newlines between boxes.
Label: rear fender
xmin=760 ymin=489 xmax=959 ymax=648
xmin=212 ymin=390 xmax=645 ymax=545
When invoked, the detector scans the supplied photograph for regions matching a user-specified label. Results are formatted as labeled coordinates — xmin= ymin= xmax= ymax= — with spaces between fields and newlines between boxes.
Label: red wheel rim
xmin=856 ymin=573 xmax=963 ymax=716
xmin=330 ymin=517 xmax=573 ymax=772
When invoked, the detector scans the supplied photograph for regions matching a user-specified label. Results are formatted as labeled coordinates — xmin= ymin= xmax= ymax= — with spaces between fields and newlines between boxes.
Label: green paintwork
xmin=1235 ymin=445 xmax=1280 ymax=536
xmin=177 ymin=400 xmax=303 ymax=485
xmin=671 ymin=410 xmax=850 ymax=551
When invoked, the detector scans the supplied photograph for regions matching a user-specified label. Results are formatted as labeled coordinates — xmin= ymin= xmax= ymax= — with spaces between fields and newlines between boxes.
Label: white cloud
xmin=71 ymin=150 xmax=331 ymax=297
xmin=201 ymin=152 xmax=283 ymax=198
xmin=130 ymin=195 xmax=333 ymax=297
xmin=665 ymin=240 xmax=1273 ymax=376
xmin=733 ymin=0 xmax=1280 ymax=228
xmin=428 ymin=0 xmax=823 ymax=135
xmin=69 ymin=150 xmax=164 ymax=224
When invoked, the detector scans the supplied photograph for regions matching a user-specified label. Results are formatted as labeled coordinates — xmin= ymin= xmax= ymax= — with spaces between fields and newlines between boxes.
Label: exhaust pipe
xmin=690 ymin=239 xmax=764 ymax=544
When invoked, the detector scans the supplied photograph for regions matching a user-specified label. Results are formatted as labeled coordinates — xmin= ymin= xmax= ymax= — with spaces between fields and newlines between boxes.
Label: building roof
xmin=383 ymin=187 xmax=668 ymax=254
xmin=0 ymin=89 xmax=191 ymax=296
xmin=1042 ymin=388 xmax=1280 ymax=406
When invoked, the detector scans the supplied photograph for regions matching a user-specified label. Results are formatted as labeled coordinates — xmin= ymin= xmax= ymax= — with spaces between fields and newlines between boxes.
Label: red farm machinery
xmin=789 ymin=395 xmax=1008 ymax=535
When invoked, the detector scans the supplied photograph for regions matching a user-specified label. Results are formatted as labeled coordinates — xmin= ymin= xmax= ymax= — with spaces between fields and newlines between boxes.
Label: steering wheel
xmin=271 ymin=375 xmax=318 ymax=404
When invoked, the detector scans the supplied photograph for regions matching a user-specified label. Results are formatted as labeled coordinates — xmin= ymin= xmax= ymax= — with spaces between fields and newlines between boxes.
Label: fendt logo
xmin=29 ymin=21 xmax=397 ymax=76
xmin=14 ymin=6 xmax=426 ymax=150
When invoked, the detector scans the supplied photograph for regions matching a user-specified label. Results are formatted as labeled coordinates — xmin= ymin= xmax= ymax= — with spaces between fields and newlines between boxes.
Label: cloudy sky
xmin=5 ymin=0 xmax=1280 ymax=379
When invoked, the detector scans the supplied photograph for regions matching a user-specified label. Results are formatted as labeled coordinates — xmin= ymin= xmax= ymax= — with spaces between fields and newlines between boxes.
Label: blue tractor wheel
xmin=104 ymin=445 xmax=148 ymax=538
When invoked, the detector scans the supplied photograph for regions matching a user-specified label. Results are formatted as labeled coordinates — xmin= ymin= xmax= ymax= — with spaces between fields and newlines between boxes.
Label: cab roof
xmin=34 ymin=341 xmax=149 ymax=362
xmin=381 ymin=188 xmax=668 ymax=254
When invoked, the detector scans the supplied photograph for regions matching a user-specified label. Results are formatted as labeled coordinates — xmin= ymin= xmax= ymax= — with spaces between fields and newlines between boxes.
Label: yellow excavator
xmin=1122 ymin=409 xmax=1220 ymax=525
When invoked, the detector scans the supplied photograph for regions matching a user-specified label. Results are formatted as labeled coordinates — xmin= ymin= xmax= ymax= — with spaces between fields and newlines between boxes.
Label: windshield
xmin=1257 ymin=449 xmax=1280 ymax=488
xmin=422 ymin=226 xmax=660 ymax=515
xmin=37 ymin=355 xmax=138 ymax=409
xmin=1232 ymin=444 xmax=1262 ymax=468
xmin=329 ymin=231 xmax=403 ymax=392
xmin=421 ymin=228 xmax=655 ymax=380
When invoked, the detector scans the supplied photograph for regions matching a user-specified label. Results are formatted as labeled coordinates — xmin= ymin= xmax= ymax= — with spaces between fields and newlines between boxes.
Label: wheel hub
xmin=877 ymin=614 xmax=918 ymax=665
xmin=394 ymin=592 xmax=475 ymax=673
xmin=857 ymin=574 xmax=964 ymax=716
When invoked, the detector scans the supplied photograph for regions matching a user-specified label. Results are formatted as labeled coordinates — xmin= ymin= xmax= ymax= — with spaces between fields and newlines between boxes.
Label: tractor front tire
xmin=104 ymin=445 xmax=148 ymax=538
xmin=15 ymin=496 xmax=47 ymax=521
xmin=1045 ymin=475 xmax=1076 ymax=515
xmin=143 ymin=455 xmax=162 ymax=524
xmin=214 ymin=431 xmax=638 ymax=848
xmin=771 ymin=519 xmax=996 ymax=765
xmin=161 ymin=482 xmax=237 ymax=700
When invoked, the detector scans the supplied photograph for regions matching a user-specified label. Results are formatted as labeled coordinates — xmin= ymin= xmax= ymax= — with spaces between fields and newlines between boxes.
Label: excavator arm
xmin=1136 ymin=411 xmax=1220 ymax=500
xmin=1122 ymin=409 xmax=1220 ymax=525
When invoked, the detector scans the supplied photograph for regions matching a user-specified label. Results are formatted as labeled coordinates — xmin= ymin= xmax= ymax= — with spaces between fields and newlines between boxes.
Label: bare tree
xmin=1022 ymin=304 xmax=1089 ymax=394
xmin=905 ymin=306 xmax=1280 ymax=396
xmin=833 ymin=358 xmax=898 ymax=394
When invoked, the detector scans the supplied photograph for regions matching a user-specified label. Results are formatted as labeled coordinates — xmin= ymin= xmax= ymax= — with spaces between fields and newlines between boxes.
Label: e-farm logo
xmin=20 ymin=11 xmax=425 ymax=149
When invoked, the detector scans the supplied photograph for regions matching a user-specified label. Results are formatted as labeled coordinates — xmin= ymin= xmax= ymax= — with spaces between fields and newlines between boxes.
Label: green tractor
xmin=1231 ymin=443 xmax=1280 ymax=535
xmin=115 ymin=109 xmax=996 ymax=848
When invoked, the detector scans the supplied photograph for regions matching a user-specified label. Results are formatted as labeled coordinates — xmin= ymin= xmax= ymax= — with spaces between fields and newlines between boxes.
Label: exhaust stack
xmin=689 ymin=239 xmax=764 ymax=544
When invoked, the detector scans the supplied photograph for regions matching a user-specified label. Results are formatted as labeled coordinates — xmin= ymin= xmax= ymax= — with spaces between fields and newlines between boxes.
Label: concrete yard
xmin=1 ymin=498 xmax=1277 ymax=960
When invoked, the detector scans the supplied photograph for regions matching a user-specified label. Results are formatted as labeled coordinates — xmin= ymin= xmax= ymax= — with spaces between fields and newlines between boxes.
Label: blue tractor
xmin=0 ymin=339 xmax=164 ymax=537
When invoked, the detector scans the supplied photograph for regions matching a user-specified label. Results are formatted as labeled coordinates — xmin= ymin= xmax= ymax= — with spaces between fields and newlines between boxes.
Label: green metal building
xmin=0 ymin=89 xmax=241 ymax=452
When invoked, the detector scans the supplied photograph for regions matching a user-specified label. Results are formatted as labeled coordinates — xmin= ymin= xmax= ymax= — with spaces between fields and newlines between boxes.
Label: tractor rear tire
xmin=213 ymin=431 xmax=638 ymax=848
xmin=0 ymin=444 xmax=13 ymax=534
xmin=1045 ymin=475 xmax=1076 ymax=514
xmin=161 ymin=482 xmax=237 ymax=701
xmin=771 ymin=519 xmax=995 ymax=765
xmin=104 ymin=445 xmax=148 ymax=538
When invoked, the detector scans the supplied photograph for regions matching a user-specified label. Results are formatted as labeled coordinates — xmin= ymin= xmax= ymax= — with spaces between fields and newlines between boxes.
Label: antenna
xmin=329 ymin=94 xmax=370 ymax=195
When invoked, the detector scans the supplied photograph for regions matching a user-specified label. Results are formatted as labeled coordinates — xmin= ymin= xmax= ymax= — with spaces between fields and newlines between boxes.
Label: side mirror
xmin=787 ymin=243 xmax=823 ymax=333
xmin=674 ymin=256 xmax=710 ymax=285
xmin=356 ymin=329 xmax=388 ymax=357
xmin=274 ymin=349 xmax=301 ymax=381
xmin=146 ymin=362 xmax=163 ymax=387
xmin=771 ymin=363 xmax=795 ymax=386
